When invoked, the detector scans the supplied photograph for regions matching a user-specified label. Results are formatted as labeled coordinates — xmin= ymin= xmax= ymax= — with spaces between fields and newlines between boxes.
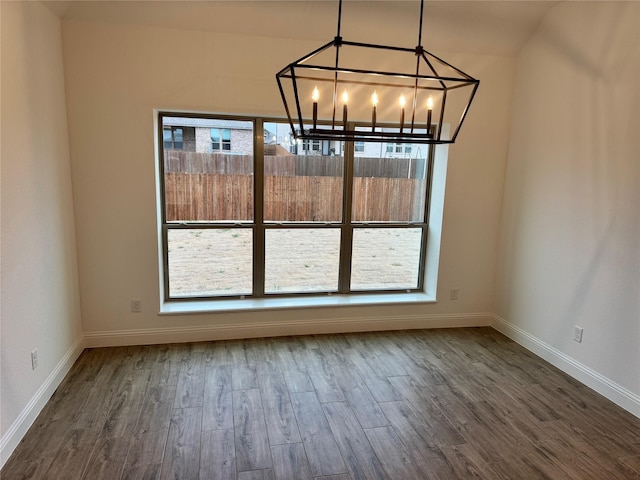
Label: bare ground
xmin=168 ymin=228 xmax=422 ymax=297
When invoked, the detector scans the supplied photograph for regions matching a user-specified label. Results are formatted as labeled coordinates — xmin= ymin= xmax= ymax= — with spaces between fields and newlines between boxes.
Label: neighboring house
xmin=350 ymin=140 xmax=427 ymax=159
xmin=163 ymin=117 xmax=255 ymax=154
xmin=163 ymin=114 xmax=428 ymax=180
xmin=165 ymin=116 xmax=426 ymax=160
xmin=278 ymin=135 xmax=427 ymax=160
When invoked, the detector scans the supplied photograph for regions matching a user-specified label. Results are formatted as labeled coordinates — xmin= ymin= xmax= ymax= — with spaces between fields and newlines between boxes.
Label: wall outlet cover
xmin=573 ymin=326 xmax=583 ymax=343
xmin=131 ymin=299 xmax=142 ymax=313
xmin=31 ymin=349 xmax=38 ymax=370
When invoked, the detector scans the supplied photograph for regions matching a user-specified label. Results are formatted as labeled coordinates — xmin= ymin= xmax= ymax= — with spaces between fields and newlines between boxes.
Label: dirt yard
xmin=168 ymin=228 xmax=423 ymax=297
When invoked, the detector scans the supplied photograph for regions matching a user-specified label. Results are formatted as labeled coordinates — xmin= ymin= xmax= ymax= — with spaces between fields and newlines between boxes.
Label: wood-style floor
xmin=2 ymin=327 xmax=640 ymax=480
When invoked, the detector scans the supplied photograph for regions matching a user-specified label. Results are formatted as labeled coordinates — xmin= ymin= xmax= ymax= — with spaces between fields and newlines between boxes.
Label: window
xmin=302 ymin=139 xmax=321 ymax=153
xmin=385 ymin=142 xmax=413 ymax=156
xmin=159 ymin=114 xmax=433 ymax=301
xmin=164 ymin=127 xmax=183 ymax=150
xmin=211 ymin=128 xmax=231 ymax=151
xmin=355 ymin=141 xmax=365 ymax=152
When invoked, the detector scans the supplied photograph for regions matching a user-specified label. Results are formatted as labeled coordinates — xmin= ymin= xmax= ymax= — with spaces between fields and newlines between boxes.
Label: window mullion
xmin=339 ymin=133 xmax=355 ymax=294
xmin=254 ymin=119 xmax=265 ymax=298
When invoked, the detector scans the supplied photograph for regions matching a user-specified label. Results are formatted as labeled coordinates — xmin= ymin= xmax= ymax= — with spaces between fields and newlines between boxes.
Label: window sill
xmin=159 ymin=292 xmax=436 ymax=315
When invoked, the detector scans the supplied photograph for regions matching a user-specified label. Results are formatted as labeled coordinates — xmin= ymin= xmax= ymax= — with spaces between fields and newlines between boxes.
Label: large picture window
xmin=158 ymin=113 xmax=433 ymax=301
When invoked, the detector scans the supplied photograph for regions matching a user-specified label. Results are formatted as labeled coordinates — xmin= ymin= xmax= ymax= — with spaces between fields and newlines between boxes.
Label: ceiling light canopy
xmin=276 ymin=0 xmax=480 ymax=144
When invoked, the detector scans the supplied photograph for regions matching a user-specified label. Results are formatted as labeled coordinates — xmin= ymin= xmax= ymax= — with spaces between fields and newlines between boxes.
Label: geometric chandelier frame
xmin=276 ymin=0 xmax=480 ymax=144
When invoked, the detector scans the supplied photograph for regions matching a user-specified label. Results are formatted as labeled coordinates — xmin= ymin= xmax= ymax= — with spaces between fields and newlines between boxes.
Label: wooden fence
xmin=165 ymin=173 xmax=425 ymax=222
xmin=165 ymin=173 xmax=254 ymax=221
xmin=164 ymin=152 xmax=427 ymax=179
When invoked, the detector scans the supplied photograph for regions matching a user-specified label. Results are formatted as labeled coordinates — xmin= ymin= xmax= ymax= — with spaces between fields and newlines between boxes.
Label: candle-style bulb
xmin=312 ymin=86 xmax=319 ymax=130
xmin=371 ymin=91 xmax=378 ymax=132
xmin=426 ymin=96 xmax=433 ymax=134
xmin=399 ymin=95 xmax=406 ymax=108
xmin=342 ymin=90 xmax=348 ymax=130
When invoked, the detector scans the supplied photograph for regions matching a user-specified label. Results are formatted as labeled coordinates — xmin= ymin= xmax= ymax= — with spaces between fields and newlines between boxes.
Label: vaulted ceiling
xmin=43 ymin=0 xmax=557 ymax=56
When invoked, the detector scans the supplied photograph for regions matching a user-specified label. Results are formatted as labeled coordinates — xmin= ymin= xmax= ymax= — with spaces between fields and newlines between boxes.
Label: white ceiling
xmin=43 ymin=0 xmax=558 ymax=56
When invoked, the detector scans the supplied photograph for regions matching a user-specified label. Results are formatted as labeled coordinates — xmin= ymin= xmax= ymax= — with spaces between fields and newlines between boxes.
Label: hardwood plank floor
xmin=2 ymin=327 xmax=640 ymax=479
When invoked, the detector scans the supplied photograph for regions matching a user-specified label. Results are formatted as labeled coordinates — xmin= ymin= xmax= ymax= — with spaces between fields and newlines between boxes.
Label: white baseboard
xmin=84 ymin=312 xmax=493 ymax=347
xmin=0 ymin=335 xmax=85 ymax=468
xmin=492 ymin=314 xmax=640 ymax=418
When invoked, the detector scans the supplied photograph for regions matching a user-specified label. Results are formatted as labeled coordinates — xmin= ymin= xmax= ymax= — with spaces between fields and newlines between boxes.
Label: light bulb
xmin=427 ymin=96 xmax=434 ymax=110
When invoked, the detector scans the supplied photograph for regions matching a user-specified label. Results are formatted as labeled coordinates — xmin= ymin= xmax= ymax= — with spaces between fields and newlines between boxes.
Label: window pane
xmin=265 ymin=228 xmax=340 ymax=293
xmin=168 ymin=228 xmax=252 ymax=297
xmin=352 ymin=131 xmax=429 ymax=223
xmin=211 ymin=128 xmax=220 ymax=150
xmin=163 ymin=117 xmax=253 ymax=222
xmin=163 ymin=128 xmax=173 ymax=149
xmin=263 ymin=122 xmax=343 ymax=222
xmin=222 ymin=129 xmax=231 ymax=150
xmin=351 ymin=228 xmax=422 ymax=290
xmin=173 ymin=128 xmax=183 ymax=150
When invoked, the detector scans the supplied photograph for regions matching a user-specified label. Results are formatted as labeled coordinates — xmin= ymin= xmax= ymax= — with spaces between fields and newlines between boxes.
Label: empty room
xmin=1 ymin=0 xmax=639 ymax=479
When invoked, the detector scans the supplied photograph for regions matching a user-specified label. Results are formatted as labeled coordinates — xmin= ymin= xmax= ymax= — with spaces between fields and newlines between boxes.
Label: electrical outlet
xmin=573 ymin=326 xmax=583 ymax=343
xmin=450 ymin=288 xmax=459 ymax=300
xmin=131 ymin=299 xmax=142 ymax=313
xmin=31 ymin=349 xmax=38 ymax=370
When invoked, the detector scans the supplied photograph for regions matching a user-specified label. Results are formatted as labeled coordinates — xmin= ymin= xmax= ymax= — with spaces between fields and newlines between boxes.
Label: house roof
xmin=163 ymin=117 xmax=253 ymax=130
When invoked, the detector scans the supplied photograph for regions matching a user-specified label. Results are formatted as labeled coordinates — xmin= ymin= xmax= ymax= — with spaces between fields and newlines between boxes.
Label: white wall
xmin=496 ymin=2 xmax=640 ymax=407
xmin=0 ymin=1 xmax=83 ymax=464
xmin=61 ymin=18 xmax=513 ymax=339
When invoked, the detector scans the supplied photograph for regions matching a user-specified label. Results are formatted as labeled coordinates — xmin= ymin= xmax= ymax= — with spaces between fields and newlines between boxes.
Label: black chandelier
xmin=276 ymin=0 xmax=479 ymax=144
